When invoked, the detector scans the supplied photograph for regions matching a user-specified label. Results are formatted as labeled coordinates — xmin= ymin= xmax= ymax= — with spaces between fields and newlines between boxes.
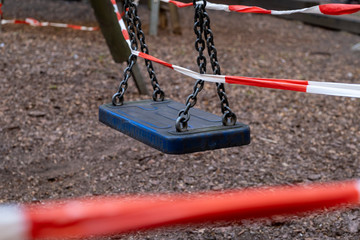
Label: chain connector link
xmin=112 ymin=92 xmax=124 ymax=106
xmin=152 ymin=89 xmax=165 ymax=101
xmin=176 ymin=110 xmax=190 ymax=132
xmin=222 ymin=110 xmax=237 ymax=126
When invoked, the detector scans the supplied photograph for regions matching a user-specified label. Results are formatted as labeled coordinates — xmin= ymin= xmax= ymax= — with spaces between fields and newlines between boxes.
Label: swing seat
xmin=99 ymin=99 xmax=250 ymax=154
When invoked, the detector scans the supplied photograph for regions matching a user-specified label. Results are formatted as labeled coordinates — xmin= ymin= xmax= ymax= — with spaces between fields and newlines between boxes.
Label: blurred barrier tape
xmin=0 ymin=180 xmax=359 ymax=239
xmin=0 ymin=18 xmax=99 ymax=31
xmin=132 ymin=50 xmax=360 ymax=98
xmin=161 ymin=1 xmax=360 ymax=16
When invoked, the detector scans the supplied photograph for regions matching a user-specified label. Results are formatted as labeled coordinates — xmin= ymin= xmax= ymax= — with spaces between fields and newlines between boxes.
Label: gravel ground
xmin=1 ymin=0 xmax=360 ymax=239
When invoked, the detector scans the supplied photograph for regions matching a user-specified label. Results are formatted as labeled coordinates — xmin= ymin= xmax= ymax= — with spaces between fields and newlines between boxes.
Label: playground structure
xmin=99 ymin=0 xmax=253 ymax=154
xmin=0 ymin=0 xmax=360 ymax=239
xmin=99 ymin=0 xmax=360 ymax=154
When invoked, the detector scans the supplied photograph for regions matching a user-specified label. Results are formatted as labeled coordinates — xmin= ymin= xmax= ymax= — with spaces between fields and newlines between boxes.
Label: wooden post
xmin=169 ymin=3 xmax=181 ymax=35
xmin=89 ymin=0 xmax=148 ymax=95
xmin=159 ymin=3 xmax=168 ymax=30
xmin=149 ymin=0 xmax=160 ymax=36
xmin=154 ymin=1 xmax=182 ymax=35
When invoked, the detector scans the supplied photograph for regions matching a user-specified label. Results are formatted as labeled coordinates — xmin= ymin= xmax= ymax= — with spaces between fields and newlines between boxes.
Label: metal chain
xmin=131 ymin=1 xmax=165 ymax=101
xmin=175 ymin=1 xmax=206 ymax=132
xmin=203 ymin=11 xmax=237 ymax=126
xmin=112 ymin=0 xmax=165 ymax=106
xmin=176 ymin=0 xmax=236 ymax=131
xmin=112 ymin=1 xmax=138 ymax=106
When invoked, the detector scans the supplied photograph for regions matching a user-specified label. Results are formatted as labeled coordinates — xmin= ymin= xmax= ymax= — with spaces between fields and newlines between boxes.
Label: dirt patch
xmin=1 ymin=0 xmax=360 ymax=239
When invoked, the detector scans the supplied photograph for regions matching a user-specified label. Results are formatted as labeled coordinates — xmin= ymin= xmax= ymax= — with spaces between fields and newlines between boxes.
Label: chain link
xmin=176 ymin=0 xmax=236 ymax=131
xmin=176 ymin=2 xmax=207 ymax=132
xmin=112 ymin=1 xmax=138 ymax=106
xmin=203 ymin=11 xmax=237 ymax=126
xmin=132 ymin=2 xmax=165 ymax=101
xmin=112 ymin=0 xmax=164 ymax=106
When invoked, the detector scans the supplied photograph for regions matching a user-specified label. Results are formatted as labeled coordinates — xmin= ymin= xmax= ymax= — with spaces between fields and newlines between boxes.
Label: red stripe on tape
xmin=239 ymin=76 xmax=309 ymax=85
xmin=319 ymin=4 xmax=360 ymax=15
xmin=169 ymin=0 xmax=193 ymax=8
xmin=227 ymin=5 xmax=271 ymax=14
xmin=138 ymin=52 xmax=174 ymax=69
xmin=225 ymin=76 xmax=308 ymax=92
xmin=67 ymin=24 xmax=82 ymax=30
xmin=122 ymin=29 xmax=129 ymax=40
xmin=14 ymin=20 xmax=27 ymax=24
xmin=116 ymin=12 xmax=122 ymax=21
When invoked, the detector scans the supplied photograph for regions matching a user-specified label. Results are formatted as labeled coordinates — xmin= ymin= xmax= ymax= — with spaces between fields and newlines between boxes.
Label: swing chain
xmin=176 ymin=0 xmax=236 ymax=131
xmin=132 ymin=8 xmax=165 ymax=101
xmin=175 ymin=2 xmax=207 ymax=132
xmin=112 ymin=0 xmax=165 ymax=106
xmin=203 ymin=11 xmax=237 ymax=126
xmin=112 ymin=1 xmax=138 ymax=106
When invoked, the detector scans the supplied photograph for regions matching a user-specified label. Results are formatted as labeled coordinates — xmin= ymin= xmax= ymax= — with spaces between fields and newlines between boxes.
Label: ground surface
xmin=1 ymin=0 xmax=360 ymax=239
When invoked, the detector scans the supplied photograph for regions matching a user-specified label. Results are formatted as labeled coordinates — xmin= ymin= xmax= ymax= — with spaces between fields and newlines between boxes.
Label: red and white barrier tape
xmin=109 ymin=0 xmax=360 ymax=99
xmin=0 ymin=18 xmax=99 ymax=31
xmin=111 ymin=0 xmax=131 ymax=47
xmin=0 ymin=180 xmax=359 ymax=239
xmin=162 ymin=0 xmax=360 ymax=16
xmin=133 ymin=50 xmax=360 ymax=98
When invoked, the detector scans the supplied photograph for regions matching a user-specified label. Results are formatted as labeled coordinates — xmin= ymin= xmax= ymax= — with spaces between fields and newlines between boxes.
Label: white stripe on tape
xmin=309 ymin=81 xmax=360 ymax=90
xmin=206 ymin=2 xmax=230 ymax=12
xmin=0 ymin=206 xmax=28 ymax=240
xmin=49 ymin=23 xmax=67 ymax=28
xmin=119 ymin=20 xmax=127 ymax=32
xmin=307 ymin=85 xmax=360 ymax=98
xmin=113 ymin=3 xmax=120 ymax=14
xmin=173 ymin=65 xmax=226 ymax=83
xmin=1 ymin=19 xmax=15 ymax=24
xmin=271 ymin=6 xmax=322 ymax=15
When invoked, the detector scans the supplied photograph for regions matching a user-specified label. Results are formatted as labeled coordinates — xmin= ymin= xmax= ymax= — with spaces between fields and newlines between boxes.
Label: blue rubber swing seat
xmin=99 ymin=99 xmax=250 ymax=154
